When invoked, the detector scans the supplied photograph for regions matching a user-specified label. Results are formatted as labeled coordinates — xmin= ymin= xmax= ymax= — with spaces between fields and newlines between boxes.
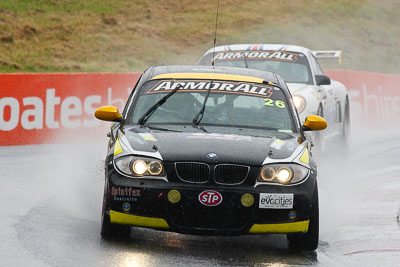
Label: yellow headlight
xmin=168 ymin=190 xmax=181 ymax=204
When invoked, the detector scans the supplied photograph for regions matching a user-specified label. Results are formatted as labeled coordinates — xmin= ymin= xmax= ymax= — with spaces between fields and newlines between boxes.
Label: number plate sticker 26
xmin=198 ymin=190 xmax=223 ymax=206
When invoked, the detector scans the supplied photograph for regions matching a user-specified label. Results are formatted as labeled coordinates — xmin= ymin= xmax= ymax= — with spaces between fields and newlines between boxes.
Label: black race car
xmin=95 ymin=65 xmax=327 ymax=251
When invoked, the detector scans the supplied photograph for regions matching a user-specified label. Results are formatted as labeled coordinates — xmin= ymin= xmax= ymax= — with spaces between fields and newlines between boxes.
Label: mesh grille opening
xmin=175 ymin=162 xmax=210 ymax=183
xmin=214 ymin=164 xmax=249 ymax=184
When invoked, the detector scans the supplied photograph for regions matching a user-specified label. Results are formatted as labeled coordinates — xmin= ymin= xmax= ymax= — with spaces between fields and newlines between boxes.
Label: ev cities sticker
xmin=259 ymin=193 xmax=294 ymax=209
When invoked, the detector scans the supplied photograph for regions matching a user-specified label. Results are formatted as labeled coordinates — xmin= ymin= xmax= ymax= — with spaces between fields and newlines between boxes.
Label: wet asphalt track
xmin=1 ymin=123 xmax=399 ymax=266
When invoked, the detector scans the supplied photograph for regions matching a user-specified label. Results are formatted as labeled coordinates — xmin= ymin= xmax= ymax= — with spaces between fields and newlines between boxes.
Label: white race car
xmin=198 ymin=44 xmax=350 ymax=151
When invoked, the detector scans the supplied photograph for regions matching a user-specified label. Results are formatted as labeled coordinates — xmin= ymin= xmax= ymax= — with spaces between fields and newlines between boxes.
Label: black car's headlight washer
xmin=114 ymin=155 xmax=165 ymax=177
xmin=258 ymin=163 xmax=309 ymax=185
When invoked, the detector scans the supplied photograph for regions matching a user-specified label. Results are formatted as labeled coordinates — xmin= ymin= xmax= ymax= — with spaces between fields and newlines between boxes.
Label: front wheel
xmin=287 ymin=186 xmax=319 ymax=251
xmin=100 ymin=184 xmax=131 ymax=239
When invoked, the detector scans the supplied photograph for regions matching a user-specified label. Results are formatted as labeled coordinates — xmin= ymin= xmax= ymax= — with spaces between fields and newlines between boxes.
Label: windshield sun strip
xmin=127 ymin=79 xmax=297 ymax=133
xmin=151 ymin=73 xmax=264 ymax=84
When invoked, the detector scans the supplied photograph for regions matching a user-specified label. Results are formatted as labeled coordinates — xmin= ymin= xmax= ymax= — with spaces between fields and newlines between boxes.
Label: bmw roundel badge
xmin=207 ymin=152 xmax=218 ymax=159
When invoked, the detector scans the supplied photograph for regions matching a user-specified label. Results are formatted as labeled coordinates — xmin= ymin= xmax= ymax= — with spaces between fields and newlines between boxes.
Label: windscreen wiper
xmin=193 ymin=124 xmax=208 ymax=132
xmin=192 ymin=81 xmax=213 ymax=125
xmin=146 ymin=125 xmax=182 ymax=132
xmin=243 ymin=53 xmax=249 ymax=68
xmin=138 ymin=84 xmax=183 ymax=126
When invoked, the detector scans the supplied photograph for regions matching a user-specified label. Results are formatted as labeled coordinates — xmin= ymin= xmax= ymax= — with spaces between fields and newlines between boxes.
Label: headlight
xmin=114 ymin=156 xmax=165 ymax=177
xmin=258 ymin=164 xmax=309 ymax=184
xmin=148 ymin=161 xmax=163 ymax=175
xmin=132 ymin=160 xmax=147 ymax=175
xmin=260 ymin=167 xmax=275 ymax=181
xmin=292 ymin=95 xmax=306 ymax=113
xmin=276 ymin=167 xmax=292 ymax=183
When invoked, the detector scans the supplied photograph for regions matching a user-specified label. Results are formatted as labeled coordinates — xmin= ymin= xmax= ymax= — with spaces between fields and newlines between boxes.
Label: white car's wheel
xmin=341 ymin=98 xmax=350 ymax=150
xmin=313 ymin=105 xmax=325 ymax=156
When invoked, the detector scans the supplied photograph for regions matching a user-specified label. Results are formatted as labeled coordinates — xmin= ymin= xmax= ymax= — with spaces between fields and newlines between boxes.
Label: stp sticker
xmin=198 ymin=190 xmax=223 ymax=206
xmin=259 ymin=193 xmax=294 ymax=209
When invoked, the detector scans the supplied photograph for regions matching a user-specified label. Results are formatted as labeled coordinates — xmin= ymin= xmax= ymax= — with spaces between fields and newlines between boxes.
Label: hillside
xmin=0 ymin=0 xmax=399 ymax=73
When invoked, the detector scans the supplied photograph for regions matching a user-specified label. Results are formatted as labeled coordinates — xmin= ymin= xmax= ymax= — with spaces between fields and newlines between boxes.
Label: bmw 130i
xmin=94 ymin=65 xmax=327 ymax=251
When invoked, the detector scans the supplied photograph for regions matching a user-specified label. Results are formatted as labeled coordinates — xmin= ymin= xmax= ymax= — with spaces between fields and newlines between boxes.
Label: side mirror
xmin=315 ymin=74 xmax=331 ymax=85
xmin=95 ymin=106 xmax=122 ymax=122
xmin=302 ymin=115 xmax=327 ymax=131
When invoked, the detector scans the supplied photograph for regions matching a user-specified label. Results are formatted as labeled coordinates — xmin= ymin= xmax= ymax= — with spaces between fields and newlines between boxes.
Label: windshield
xmin=127 ymin=79 xmax=296 ymax=133
xmin=199 ymin=51 xmax=313 ymax=85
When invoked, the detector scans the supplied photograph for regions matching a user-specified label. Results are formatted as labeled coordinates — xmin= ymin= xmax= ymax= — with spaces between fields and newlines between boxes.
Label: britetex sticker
xmin=259 ymin=193 xmax=294 ymax=209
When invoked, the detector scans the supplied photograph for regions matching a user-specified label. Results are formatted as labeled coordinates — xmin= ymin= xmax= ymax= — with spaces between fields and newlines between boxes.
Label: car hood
xmin=286 ymin=83 xmax=310 ymax=94
xmin=120 ymin=128 xmax=302 ymax=166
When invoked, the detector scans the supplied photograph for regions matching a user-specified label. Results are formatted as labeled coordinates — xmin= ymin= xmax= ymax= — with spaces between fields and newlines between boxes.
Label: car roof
xmin=202 ymin=44 xmax=311 ymax=55
xmin=142 ymin=65 xmax=281 ymax=85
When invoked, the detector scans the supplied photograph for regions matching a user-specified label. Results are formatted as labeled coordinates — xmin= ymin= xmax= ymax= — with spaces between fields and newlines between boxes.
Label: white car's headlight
xmin=292 ymin=95 xmax=306 ymax=113
xmin=115 ymin=156 xmax=165 ymax=177
xmin=259 ymin=164 xmax=309 ymax=184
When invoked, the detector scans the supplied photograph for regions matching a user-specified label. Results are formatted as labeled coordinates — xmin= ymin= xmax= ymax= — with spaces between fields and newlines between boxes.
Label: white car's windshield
xmin=127 ymin=79 xmax=296 ymax=133
xmin=199 ymin=51 xmax=313 ymax=85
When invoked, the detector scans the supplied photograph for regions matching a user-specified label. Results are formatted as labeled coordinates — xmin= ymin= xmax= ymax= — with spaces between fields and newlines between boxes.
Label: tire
xmin=100 ymin=183 xmax=131 ymax=239
xmin=287 ymin=185 xmax=319 ymax=251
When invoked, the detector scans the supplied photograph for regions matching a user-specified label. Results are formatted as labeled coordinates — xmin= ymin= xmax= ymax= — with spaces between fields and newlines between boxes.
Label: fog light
xmin=241 ymin=193 xmax=254 ymax=207
xmin=168 ymin=190 xmax=181 ymax=204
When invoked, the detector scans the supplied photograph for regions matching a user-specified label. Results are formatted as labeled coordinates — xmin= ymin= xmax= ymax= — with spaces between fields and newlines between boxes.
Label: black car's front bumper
xmin=104 ymin=164 xmax=317 ymax=236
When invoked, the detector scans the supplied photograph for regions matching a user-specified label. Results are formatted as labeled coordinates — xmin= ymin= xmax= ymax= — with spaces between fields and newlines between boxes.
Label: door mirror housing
xmin=302 ymin=115 xmax=327 ymax=131
xmin=315 ymin=74 xmax=331 ymax=85
xmin=95 ymin=106 xmax=122 ymax=122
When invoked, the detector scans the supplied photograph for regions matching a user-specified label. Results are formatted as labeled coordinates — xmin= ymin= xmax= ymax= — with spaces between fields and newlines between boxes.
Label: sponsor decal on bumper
xmin=259 ymin=193 xmax=294 ymax=209
xmin=198 ymin=190 xmax=223 ymax=206
xmin=109 ymin=210 xmax=169 ymax=229
xmin=249 ymin=220 xmax=309 ymax=234
xmin=111 ymin=186 xmax=141 ymax=201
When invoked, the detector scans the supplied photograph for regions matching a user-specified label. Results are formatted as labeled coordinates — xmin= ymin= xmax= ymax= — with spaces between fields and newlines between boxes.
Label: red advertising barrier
xmin=325 ymin=70 xmax=400 ymax=122
xmin=1 ymin=70 xmax=400 ymax=146
xmin=0 ymin=73 xmax=140 ymax=146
